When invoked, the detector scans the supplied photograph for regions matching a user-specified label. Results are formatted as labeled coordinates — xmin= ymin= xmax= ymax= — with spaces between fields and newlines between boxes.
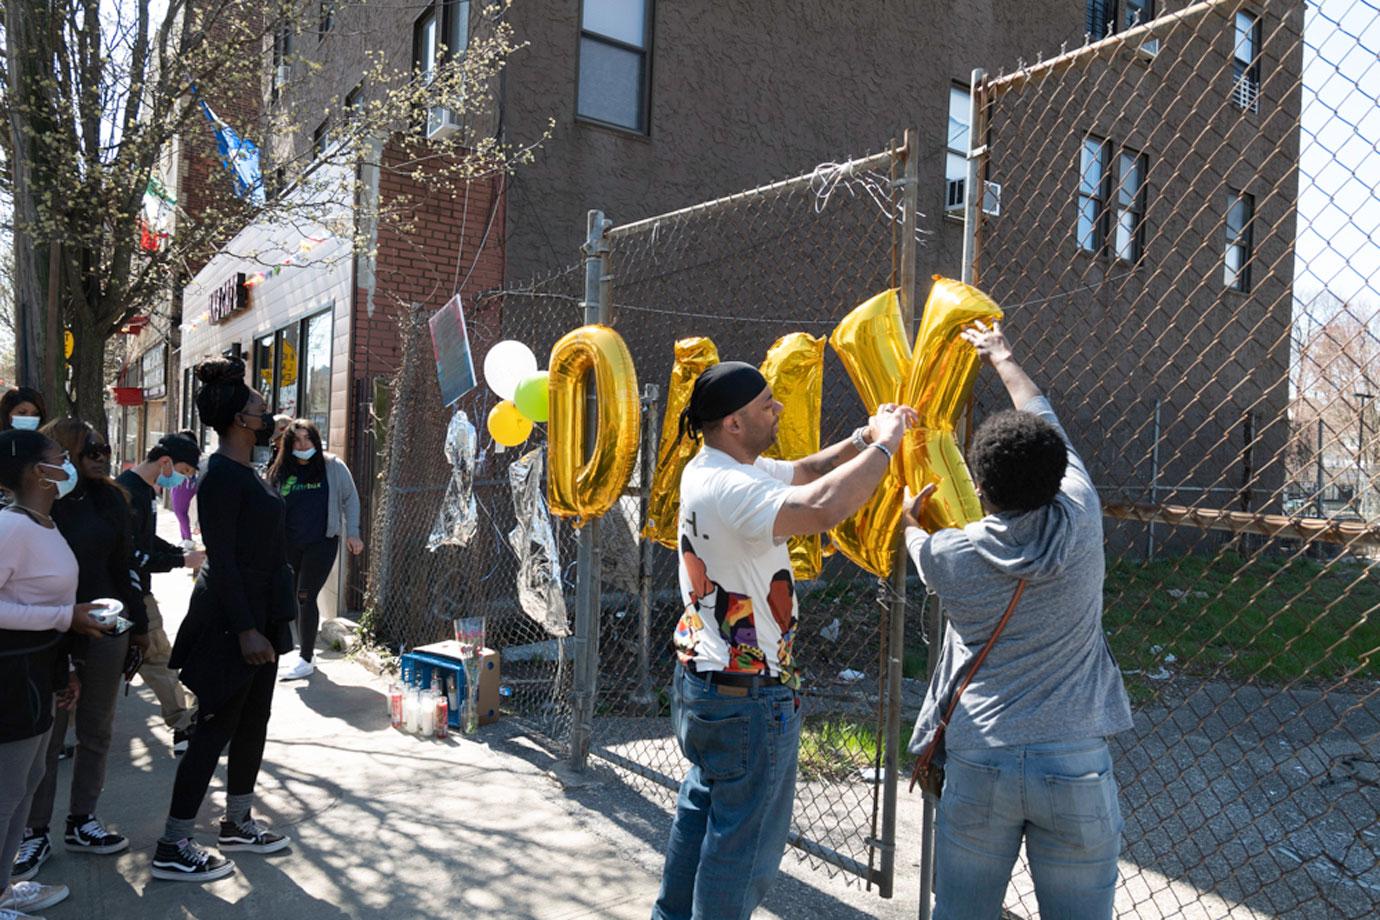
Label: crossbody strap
xmin=914 ymin=578 xmax=1027 ymax=775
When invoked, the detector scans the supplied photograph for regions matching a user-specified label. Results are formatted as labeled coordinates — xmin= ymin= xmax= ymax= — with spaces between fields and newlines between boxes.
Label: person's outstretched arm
xmin=961 ymin=320 xmax=1040 ymax=409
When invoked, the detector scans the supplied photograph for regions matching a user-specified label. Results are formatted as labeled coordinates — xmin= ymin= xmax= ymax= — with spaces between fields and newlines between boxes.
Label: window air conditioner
xmin=1137 ymin=37 xmax=1161 ymax=61
xmin=275 ymin=64 xmax=291 ymax=89
xmin=427 ymin=105 xmax=461 ymax=139
xmin=982 ymin=181 xmax=1002 ymax=217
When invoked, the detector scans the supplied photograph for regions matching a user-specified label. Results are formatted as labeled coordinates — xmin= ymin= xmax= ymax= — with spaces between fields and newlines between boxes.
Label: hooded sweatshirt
xmin=906 ymin=394 xmax=1133 ymax=755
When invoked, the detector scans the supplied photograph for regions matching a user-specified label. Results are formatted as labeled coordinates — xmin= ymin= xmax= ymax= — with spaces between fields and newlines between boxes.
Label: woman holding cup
xmin=0 ymin=428 xmax=115 ymax=918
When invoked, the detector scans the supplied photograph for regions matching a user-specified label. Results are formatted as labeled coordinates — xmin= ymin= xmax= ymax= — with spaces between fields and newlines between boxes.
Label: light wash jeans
xmin=934 ymin=738 xmax=1123 ymax=920
xmin=652 ymin=667 xmax=801 ymax=920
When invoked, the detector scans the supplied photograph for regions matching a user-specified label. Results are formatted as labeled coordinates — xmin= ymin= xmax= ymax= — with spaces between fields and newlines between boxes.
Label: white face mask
xmin=292 ymin=447 xmax=317 ymax=460
xmin=39 ymin=459 xmax=78 ymax=499
xmin=9 ymin=416 xmax=40 ymax=431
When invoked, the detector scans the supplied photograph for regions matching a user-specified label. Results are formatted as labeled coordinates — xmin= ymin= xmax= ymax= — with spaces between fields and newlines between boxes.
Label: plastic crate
xmin=400 ymin=647 xmax=500 ymax=727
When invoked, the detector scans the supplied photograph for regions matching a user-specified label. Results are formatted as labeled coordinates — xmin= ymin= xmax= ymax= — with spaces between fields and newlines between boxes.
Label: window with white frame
xmin=1225 ymin=189 xmax=1254 ymax=292
xmin=271 ymin=22 xmax=293 ymax=104
xmin=1232 ymin=11 xmax=1262 ymax=112
xmin=945 ymin=84 xmax=970 ymax=213
xmin=577 ymin=0 xmax=653 ymax=133
xmin=1077 ymin=136 xmax=1111 ymax=252
xmin=1113 ymin=149 xmax=1147 ymax=262
xmin=414 ymin=1 xmax=470 ymax=83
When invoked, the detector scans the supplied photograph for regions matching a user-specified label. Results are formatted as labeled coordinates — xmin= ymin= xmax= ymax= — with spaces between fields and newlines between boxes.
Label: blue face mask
xmin=40 ymin=460 xmax=78 ymax=499
xmin=10 ymin=416 xmax=39 ymax=431
xmin=156 ymin=468 xmax=188 ymax=490
xmin=292 ymin=447 xmax=317 ymax=461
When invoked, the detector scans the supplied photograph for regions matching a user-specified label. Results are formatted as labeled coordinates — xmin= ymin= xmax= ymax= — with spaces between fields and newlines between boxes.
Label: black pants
xmin=168 ymin=662 xmax=276 ymax=821
xmin=285 ymin=537 xmax=338 ymax=663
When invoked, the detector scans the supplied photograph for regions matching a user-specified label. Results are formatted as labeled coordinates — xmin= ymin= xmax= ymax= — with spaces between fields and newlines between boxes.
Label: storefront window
xmin=300 ymin=309 xmax=333 ymax=442
xmin=254 ymin=334 xmax=276 ymax=401
xmin=276 ymin=323 xmax=300 ymax=418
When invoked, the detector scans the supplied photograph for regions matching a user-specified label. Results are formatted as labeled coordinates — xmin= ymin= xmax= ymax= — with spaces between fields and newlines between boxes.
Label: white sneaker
xmin=0 ymin=880 xmax=69 ymax=912
xmin=0 ymin=909 xmax=45 ymax=920
xmin=279 ymin=657 xmax=314 ymax=681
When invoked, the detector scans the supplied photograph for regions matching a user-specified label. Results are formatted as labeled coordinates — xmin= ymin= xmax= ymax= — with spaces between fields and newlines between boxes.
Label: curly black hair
xmin=195 ymin=355 xmax=252 ymax=434
xmin=968 ymin=409 xmax=1068 ymax=513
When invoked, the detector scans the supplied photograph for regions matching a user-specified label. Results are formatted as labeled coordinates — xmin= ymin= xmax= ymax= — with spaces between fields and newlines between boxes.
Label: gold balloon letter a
xmin=643 ymin=337 xmax=719 ymax=547
xmin=827 ymin=289 xmax=912 ymax=578
xmin=547 ymin=324 xmax=641 ymax=524
xmin=900 ymin=278 xmax=1003 ymax=532
xmin=760 ymin=333 xmax=826 ymax=581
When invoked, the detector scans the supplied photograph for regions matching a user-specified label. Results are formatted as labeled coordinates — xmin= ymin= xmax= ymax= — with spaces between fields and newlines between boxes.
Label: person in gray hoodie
xmin=904 ymin=319 xmax=1133 ymax=920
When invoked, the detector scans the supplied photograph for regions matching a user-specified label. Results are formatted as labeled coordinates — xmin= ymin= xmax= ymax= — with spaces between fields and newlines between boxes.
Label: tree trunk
xmin=69 ymin=307 xmax=109 ymax=437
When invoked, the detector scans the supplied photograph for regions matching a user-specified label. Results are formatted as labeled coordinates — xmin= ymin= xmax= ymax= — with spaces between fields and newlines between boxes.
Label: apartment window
xmin=414 ymin=1 xmax=469 ymax=81
xmin=1224 ymin=189 xmax=1254 ymax=292
xmin=319 ymin=0 xmax=334 ymax=40
xmin=1077 ymin=136 xmax=1111 ymax=252
xmin=577 ymin=0 xmax=653 ymax=133
xmin=415 ymin=7 xmax=439 ymax=82
xmin=1086 ymin=0 xmax=1154 ymax=38
xmin=344 ymin=84 xmax=364 ymax=128
xmin=271 ymin=23 xmax=293 ymax=103
xmin=945 ymin=84 xmax=971 ymax=213
xmin=313 ymin=119 xmax=331 ymax=159
xmin=1113 ymin=149 xmax=1147 ymax=262
xmin=1232 ymin=11 xmax=1262 ymax=112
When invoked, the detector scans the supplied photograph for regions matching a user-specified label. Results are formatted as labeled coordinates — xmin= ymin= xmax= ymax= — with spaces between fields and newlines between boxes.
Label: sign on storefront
xmin=209 ymin=272 xmax=249 ymax=324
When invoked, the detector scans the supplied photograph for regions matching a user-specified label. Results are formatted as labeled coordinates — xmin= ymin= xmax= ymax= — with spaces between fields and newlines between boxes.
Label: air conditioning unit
xmin=427 ymin=105 xmax=461 ymax=140
xmin=1137 ymin=37 xmax=1161 ymax=61
xmin=982 ymin=181 xmax=1002 ymax=217
xmin=275 ymin=64 xmax=291 ymax=89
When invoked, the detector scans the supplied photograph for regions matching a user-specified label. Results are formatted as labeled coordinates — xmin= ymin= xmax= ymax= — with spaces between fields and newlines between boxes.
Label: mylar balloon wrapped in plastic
xmin=508 ymin=448 xmax=570 ymax=637
xmin=427 ymin=410 xmax=479 ymax=551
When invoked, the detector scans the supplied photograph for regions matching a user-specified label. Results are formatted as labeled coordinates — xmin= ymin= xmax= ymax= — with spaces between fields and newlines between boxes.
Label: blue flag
xmin=197 ymin=99 xmax=265 ymax=206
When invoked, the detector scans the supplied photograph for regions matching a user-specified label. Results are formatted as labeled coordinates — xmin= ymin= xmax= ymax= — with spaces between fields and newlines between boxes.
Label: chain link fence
xmin=360 ymin=0 xmax=1378 ymax=913
xmin=961 ymin=0 xmax=1379 ymax=916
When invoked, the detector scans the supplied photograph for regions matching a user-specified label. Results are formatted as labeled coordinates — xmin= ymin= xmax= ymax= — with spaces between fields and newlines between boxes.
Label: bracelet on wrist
xmin=870 ymin=441 xmax=893 ymax=461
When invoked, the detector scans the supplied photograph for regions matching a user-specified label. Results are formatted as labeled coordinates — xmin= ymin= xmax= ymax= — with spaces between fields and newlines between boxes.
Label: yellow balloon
xmin=488 ymin=400 xmax=533 ymax=447
xmin=827 ymin=289 xmax=914 ymax=577
xmin=760 ymin=332 xmax=825 ymax=581
xmin=900 ymin=277 xmax=1003 ymax=532
xmin=643 ymin=337 xmax=719 ymax=548
xmin=548 ymin=324 xmax=641 ymax=523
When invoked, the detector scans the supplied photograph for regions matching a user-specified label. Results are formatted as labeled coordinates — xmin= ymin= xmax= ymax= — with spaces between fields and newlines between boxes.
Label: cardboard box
xmin=403 ymin=643 xmax=501 ymax=727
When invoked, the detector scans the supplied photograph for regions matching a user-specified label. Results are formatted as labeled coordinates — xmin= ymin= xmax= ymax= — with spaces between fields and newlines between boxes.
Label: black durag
xmin=678 ymin=361 xmax=768 ymax=443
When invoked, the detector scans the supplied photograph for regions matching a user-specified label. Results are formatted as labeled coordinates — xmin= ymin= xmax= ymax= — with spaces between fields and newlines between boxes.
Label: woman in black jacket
xmin=0 ymin=429 xmax=108 ymax=915
xmin=152 ymin=356 xmax=293 ymax=883
xmin=14 ymin=419 xmax=148 ymax=881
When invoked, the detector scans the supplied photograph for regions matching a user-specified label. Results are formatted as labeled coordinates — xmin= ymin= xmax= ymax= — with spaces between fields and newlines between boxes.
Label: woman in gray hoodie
xmin=904 ymin=320 xmax=1133 ymax=920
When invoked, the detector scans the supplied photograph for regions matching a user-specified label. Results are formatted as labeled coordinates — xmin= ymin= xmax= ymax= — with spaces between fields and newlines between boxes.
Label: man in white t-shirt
xmin=652 ymin=361 xmax=913 ymax=920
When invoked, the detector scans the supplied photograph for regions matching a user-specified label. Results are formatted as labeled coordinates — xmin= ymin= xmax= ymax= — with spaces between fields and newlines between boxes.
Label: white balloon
xmin=483 ymin=340 xmax=538 ymax=401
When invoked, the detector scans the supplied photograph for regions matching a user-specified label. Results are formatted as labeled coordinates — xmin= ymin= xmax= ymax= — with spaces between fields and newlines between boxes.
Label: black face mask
xmin=243 ymin=411 xmax=275 ymax=447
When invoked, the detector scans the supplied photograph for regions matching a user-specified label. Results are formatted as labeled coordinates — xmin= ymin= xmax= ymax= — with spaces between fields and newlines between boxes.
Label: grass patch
xmin=1103 ymin=552 xmax=1380 ymax=693
xmin=798 ymin=717 xmax=881 ymax=782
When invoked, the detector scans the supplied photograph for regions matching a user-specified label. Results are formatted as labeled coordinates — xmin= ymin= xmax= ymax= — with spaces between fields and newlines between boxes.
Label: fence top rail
xmin=605 ymin=145 xmax=905 ymax=239
xmin=984 ymin=0 xmax=1235 ymax=97
xmin=1105 ymin=502 xmax=1380 ymax=550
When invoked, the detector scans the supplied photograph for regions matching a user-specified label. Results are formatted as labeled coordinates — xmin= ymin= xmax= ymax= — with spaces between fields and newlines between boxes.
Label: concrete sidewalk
xmin=27 ymin=511 xmax=915 ymax=919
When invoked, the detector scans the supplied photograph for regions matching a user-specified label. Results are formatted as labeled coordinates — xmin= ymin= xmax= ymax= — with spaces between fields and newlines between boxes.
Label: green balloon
xmin=514 ymin=371 xmax=550 ymax=423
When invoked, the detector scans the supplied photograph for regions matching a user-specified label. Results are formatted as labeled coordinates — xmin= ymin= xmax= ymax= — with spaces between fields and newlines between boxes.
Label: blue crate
xmin=400 ymin=650 xmax=498 ymax=727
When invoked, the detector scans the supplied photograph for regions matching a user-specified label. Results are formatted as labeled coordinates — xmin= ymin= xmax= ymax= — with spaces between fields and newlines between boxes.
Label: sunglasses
xmin=81 ymin=442 xmax=113 ymax=460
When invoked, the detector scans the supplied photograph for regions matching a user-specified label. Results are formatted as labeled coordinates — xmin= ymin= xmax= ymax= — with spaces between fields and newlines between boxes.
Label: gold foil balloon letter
xmin=827 ymin=289 xmax=913 ymax=577
xmin=900 ymin=277 xmax=1004 ymax=532
xmin=547 ymin=324 xmax=641 ymax=523
xmin=760 ymin=332 xmax=825 ymax=580
xmin=643 ymin=337 xmax=719 ymax=547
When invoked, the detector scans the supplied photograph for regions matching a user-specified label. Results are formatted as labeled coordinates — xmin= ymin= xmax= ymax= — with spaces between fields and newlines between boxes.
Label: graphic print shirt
xmin=674 ymin=447 xmax=800 ymax=688
xmin=281 ymin=470 xmax=330 ymax=546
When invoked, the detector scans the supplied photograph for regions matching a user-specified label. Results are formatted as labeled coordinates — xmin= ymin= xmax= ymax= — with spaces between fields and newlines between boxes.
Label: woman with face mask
xmin=266 ymin=420 xmax=362 ymax=682
xmin=0 ymin=430 xmax=113 ymax=919
xmin=115 ymin=435 xmax=207 ymax=755
xmin=169 ymin=430 xmax=201 ymax=547
xmin=152 ymin=356 xmax=293 ymax=883
xmin=0 ymin=389 xmax=47 ymax=434
xmin=10 ymin=418 xmax=146 ymax=890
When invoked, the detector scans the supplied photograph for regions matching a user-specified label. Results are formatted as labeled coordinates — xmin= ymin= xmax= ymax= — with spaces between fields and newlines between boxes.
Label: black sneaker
xmin=10 ymin=830 xmax=50 ymax=882
xmin=64 ymin=815 xmax=129 ymax=854
xmin=217 ymin=816 xmax=290 ymax=854
xmin=150 ymin=838 xmax=235 ymax=882
xmin=56 ymin=742 xmax=75 ymax=760
xmin=172 ymin=729 xmax=190 ymax=756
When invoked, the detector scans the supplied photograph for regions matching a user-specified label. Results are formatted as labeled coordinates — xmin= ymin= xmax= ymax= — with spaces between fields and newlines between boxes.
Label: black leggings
xmin=285 ymin=537 xmax=338 ymax=662
xmin=169 ymin=663 xmax=276 ymax=820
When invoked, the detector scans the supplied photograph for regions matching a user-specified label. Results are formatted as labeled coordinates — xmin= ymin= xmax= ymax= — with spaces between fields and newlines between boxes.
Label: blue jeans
xmin=651 ymin=667 xmax=801 ymax=920
xmin=934 ymin=739 xmax=1122 ymax=920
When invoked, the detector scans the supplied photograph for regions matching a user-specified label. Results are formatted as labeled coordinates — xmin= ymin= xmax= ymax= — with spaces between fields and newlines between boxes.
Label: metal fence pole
xmin=1148 ymin=397 xmax=1162 ymax=561
xmin=570 ymin=210 xmax=611 ymax=772
xmin=879 ymin=128 xmax=919 ymax=900
xmin=635 ymin=383 xmax=661 ymax=707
